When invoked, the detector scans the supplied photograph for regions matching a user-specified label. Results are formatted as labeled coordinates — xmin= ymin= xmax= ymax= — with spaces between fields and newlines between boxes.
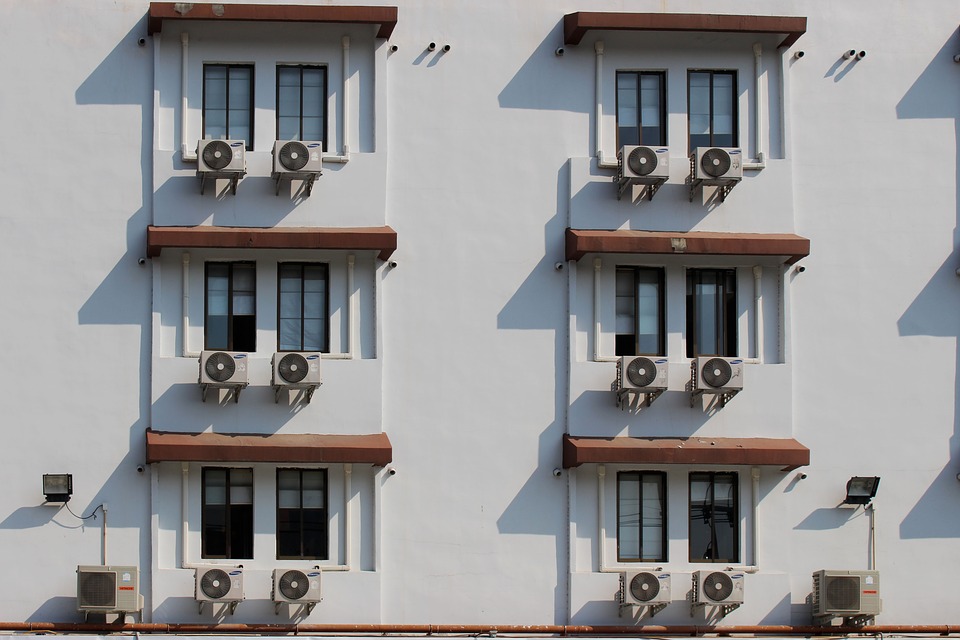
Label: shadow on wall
xmin=493 ymin=161 xmax=569 ymax=623
xmin=895 ymin=31 xmax=960 ymax=540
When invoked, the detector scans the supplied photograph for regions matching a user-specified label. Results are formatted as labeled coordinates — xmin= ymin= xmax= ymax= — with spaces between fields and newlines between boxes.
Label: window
xmin=278 ymin=263 xmax=329 ymax=352
xmin=686 ymin=268 xmax=737 ymax=357
xmin=688 ymin=70 xmax=737 ymax=150
xmin=277 ymin=469 xmax=328 ymax=560
xmin=617 ymin=471 xmax=667 ymax=562
xmin=203 ymin=64 xmax=254 ymax=150
xmin=206 ymin=262 xmax=256 ymax=352
xmin=617 ymin=71 xmax=666 ymax=147
xmin=689 ymin=472 xmax=738 ymax=563
xmin=615 ymin=267 xmax=665 ymax=356
xmin=202 ymin=468 xmax=254 ymax=559
xmin=277 ymin=65 xmax=327 ymax=145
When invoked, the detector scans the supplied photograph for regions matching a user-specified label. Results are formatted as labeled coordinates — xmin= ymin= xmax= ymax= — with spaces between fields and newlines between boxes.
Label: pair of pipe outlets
xmin=427 ymin=42 xmax=451 ymax=52
xmin=843 ymin=49 xmax=867 ymax=60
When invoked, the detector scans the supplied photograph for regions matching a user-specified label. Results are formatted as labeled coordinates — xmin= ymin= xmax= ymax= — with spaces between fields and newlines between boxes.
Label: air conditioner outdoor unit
xmin=692 ymin=147 xmax=742 ymax=181
xmin=618 ymin=356 xmax=668 ymax=391
xmin=273 ymin=140 xmax=323 ymax=175
xmin=77 ymin=565 xmax=142 ymax=614
xmin=195 ymin=566 xmax=244 ymax=604
xmin=199 ymin=351 xmax=248 ymax=386
xmin=273 ymin=568 xmax=322 ymax=607
xmin=621 ymin=571 xmax=671 ymax=606
xmin=619 ymin=145 xmax=670 ymax=180
xmin=692 ymin=356 xmax=744 ymax=393
xmin=693 ymin=570 xmax=745 ymax=606
xmin=197 ymin=139 xmax=247 ymax=173
xmin=812 ymin=570 xmax=880 ymax=621
xmin=273 ymin=352 xmax=322 ymax=387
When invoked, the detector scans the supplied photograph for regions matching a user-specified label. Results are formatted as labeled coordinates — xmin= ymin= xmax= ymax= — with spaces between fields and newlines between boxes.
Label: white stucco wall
xmin=0 ymin=0 xmax=957 ymax=630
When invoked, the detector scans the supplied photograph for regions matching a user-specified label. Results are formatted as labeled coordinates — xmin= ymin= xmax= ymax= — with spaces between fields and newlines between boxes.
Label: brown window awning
xmin=147 ymin=3 xmax=399 ymax=39
xmin=147 ymin=225 xmax=397 ymax=261
xmin=563 ymin=12 xmax=806 ymax=48
xmin=565 ymin=228 xmax=809 ymax=265
xmin=563 ymin=435 xmax=809 ymax=471
xmin=145 ymin=429 xmax=392 ymax=466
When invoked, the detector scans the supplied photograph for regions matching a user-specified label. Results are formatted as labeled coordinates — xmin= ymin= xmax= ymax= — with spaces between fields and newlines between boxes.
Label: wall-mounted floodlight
xmin=43 ymin=473 xmax=73 ymax=503
xmin=844 ymin=476 xmax=880 ymax=505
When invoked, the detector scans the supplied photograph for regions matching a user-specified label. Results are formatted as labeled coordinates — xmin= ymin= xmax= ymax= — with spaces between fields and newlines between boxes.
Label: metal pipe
xmin=182 ymin=253 xmax=198 ymax=358
xmin=180 ymin=33 xmax=196 ymax=162
xmin=594 ymin=41 xmax=617 ymax=169
xmin=753 ymin=265 xmax=764 ymax=362
xmin=324 ymin=36 xmax=351 ymax=163
xmin=596 ymin=464 xmax=606 ymax=571
xmin=1 ymin=622 xmax=958 ymax=635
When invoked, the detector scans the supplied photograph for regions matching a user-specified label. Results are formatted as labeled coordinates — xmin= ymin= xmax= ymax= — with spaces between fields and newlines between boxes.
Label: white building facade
xmin=0 ymin=0 xmax=958 ymax=633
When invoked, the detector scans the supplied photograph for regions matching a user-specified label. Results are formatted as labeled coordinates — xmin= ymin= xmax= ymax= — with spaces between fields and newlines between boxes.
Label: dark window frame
xmin=277 ymin=262 xmax=330 ymax=352
xmin=686 ymin=69 xmax=738 ymax=151
xmin=615 ymin=266 xmax=666 ymax=357
xmin=276 ymin=468 xmax=329 ymax=560
xmin=205 ymin=261 xmax=257 ymax=352
xmin=275 ymin=64 xmax=328 ymax=150
xmin=201 ymin=467 xmax=254 ymax=560
xmin=686 ymin=268 xmax=737 ymax=358
xmin=688 ymin=471 xmax=739 ymax=563
xmin=616 ymin=470 xmax=668 ymax=563
xmin=616 ymin=70 xmax=667 ymax=148
xmin=203 ymin=63 xmax=255 ymax=151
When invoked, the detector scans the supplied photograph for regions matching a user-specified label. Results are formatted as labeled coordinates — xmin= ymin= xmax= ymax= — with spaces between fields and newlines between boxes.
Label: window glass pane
xmin=636 ymin=269 xmax=661 ymax=355
xmin=302 ymin=68 xmax=324 ymax=88
xmin=618 ymin=473 xmax=640 ymax=560
xmin=303 ymin=321 xmax=323 ymax=352
xmin=615 ymin=268 xmax=636 ymax=335
xmin=204 ymin=469 xmax=227 ymax=505
xmin=712 ymin=73 xmax=734 ymax=138
xmin=302 ymin=470 xmax=324 ymax=509
xmin=639 ymin=74 xmax=661 ymax=128
xmin=280 ymin=291 xmax=302 ymax=319
xmin=230 ymin=503 xmax=254 ymax=558
xmin=230 ymin=469 xmax=253 ymax=505
xmin=277 ymin=509 xmax=300 ymax=557
xmin=278 ymin=470 xmax=301 ymax=509
xmin=205 ymin=67 xmax=227 ymax=110
xmin=641 ymin=476 xmax=664 ymax=560
xmin=302 ymin=117 xmax=324 ymax=143
xmin=279 ymin=319 xmax=302 ymax=351
xmin=302 ymin=508 xmax=327 ymax=559
xmin=228 ymin=68 xmax=251 ymax=107
xmin=278 ymin=86 xmax=300 ymax=119
xmin=696 ymin=273 xmax=719 ymax=355
xmin=302 ymin=84 xmax=324 ymax=119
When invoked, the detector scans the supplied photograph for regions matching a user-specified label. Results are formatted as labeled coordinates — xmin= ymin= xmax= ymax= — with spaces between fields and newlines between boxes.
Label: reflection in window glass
xmin=617 ymin=71 xmax=666 ymax=147
xmin=689 ymin=472 xmax=738 ymax=563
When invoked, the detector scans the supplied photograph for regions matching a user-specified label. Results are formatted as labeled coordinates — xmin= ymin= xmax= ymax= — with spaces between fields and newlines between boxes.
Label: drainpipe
xmin=324 ymin=36 xmax=351 ymax=164
xmin=743 ymin=43 xmax=766 ymax=171
xmin=597 ymin=465 xmax=606 ymax=571
xmin=182 ymin=253 xmax=199 ymax=358
xmin=324 ymin=253 xmax=355 ymax=360
xmin=594 ymin=41 xmax=618 ymax=169
xmin=753 ymin=265 xmax=764 ymax=362
xmin=180 ymin=33 xmax=197 ymax=162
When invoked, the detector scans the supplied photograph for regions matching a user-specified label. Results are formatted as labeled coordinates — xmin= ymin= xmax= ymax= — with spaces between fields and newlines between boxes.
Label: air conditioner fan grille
xmin=629 ymin=572 xmax=660 ymax=602
xmin=279 ymin=570 xmax=310 ymax=600
xmin=279 ymin=141 xmax=310 ymax=171
xmin=700 ymin=148 xmax=731 ymax=177
xmin=200 ymin=569 xmax=232 ymax=599
xmin=702 ymin=571 xmax=734 ymax=602
xmin=203 ymin=141 xmax=233 ymax=171
xmin=79 ymin=572 xmax=116 ymax=608
xmin=278 ymin=353 xmax=309 ymax=383
xmin=628 ymin=147 xmax=658 ymax=176
xmin=626 ymin=357 xmax=658 ymax=387
xmin=825 ymin=576 xmax=860 ymax=611
xmin=205 ymin=352 xmax=237 ymax=382
xmin=701 ymin=358 xmax=732 ymax=388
